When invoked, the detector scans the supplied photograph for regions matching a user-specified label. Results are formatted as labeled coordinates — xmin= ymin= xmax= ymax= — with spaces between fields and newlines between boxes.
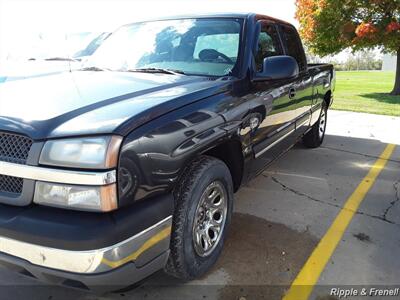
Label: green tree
xmin=296 ymin=0 xmax=400 ymax=95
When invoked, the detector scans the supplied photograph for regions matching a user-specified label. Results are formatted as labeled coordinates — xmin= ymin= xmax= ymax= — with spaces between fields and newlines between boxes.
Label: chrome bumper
xmin=0 ymin=216 xmax=172 ymax=274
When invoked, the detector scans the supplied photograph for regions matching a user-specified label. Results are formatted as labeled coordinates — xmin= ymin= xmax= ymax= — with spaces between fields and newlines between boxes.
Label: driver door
xmin=249 ymin=21 xmax=299 ymax=175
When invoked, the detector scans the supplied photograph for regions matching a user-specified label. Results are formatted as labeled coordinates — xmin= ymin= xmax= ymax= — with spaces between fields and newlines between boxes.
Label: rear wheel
xmin=165 ymin=156 xmax=233 ymax=280
xmin=303 ymin=101 xmax=327 ymax=148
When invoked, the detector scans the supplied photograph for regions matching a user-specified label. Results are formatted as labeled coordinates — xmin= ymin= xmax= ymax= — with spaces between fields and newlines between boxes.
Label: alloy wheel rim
xmin=192 ymin=181 xmax=228 ymax=257
xmin=319 ymin=110 xmax=326 ymax=139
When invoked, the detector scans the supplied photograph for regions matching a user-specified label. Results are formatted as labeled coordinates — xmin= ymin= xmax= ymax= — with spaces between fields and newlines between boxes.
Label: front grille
xmin=0 ymin=175 xmax=23 ymax=194
xmin=0 ymin=132 xmax=33 ymax=196
xmin=0 ymin=132 xmax=33 ymax=164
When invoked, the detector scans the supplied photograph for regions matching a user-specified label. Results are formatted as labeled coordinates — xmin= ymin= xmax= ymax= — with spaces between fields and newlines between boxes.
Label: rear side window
xmin=255 ymin=22 xmax=283 ymax=72
xmin=281 ymin=25 xmax=307 ymax=72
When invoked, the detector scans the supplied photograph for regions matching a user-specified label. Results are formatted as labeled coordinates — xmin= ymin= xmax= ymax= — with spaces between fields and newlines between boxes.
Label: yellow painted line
xmin=283 ymin=143 xmax=396 ymax=300
xmin=101 ymin=226 xmax=171 ymax=268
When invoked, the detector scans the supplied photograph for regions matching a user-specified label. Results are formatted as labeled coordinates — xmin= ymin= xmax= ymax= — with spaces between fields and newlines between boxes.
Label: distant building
xmin=382 ymin=54 xmax=397 ymax=71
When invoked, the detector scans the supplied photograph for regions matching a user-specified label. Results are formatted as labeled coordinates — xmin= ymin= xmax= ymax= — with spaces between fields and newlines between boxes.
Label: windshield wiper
xmin=79 ymin=66 xmax=108 ymax=71
xmin=126 ymin=68 xmax=186 ymax=75
xmin=44 ymin=57 xmax=78 ymax=62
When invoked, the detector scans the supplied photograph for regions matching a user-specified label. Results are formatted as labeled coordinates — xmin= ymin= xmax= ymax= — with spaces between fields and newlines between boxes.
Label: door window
xmin=254 ymin=23 xmax=283 ymax=72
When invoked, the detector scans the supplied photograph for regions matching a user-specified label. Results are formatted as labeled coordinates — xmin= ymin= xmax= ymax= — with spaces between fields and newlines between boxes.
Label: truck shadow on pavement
xmin=104 ymin=213 xmax=318 ymax=300
xmin=0 ymin=213 xmax=317 ymax=300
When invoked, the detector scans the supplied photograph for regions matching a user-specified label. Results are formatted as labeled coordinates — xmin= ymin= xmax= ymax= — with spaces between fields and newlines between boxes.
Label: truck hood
xmin=0 ymin=71 xmax=228 ymax=139
xmin=0 ymin=60 xmax=77 ymax=82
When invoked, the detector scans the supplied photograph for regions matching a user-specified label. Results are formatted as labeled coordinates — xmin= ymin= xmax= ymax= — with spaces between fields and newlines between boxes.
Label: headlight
xmin=34 ymin=182 xmax=117 ymax=212
xmin=39 ymin=136 xmax=122 ymax=169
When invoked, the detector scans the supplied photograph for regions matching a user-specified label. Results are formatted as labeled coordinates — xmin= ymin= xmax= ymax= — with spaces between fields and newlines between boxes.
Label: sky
xmin=0 ymin=0 xmax=296 ymax=60
xmin=0 ymin=0 xmax=383 ymax=62
xmin=0 ymin=0 xmax=297 ymax=33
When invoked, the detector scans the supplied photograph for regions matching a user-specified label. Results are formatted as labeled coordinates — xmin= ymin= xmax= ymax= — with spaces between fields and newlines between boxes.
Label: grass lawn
xmin=332 ymin=71 xmax=400 ymax=116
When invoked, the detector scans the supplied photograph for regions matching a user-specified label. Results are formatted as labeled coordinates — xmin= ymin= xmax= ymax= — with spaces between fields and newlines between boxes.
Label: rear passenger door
xmin=279 ymin=25 xmax=313 ymax=136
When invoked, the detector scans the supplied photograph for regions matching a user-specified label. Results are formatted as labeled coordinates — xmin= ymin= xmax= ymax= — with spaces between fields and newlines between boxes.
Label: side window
xmin=255 ymin=22 xmax=283 ymax=72
xmin=281 ymin=26 xmax=307 ymax=72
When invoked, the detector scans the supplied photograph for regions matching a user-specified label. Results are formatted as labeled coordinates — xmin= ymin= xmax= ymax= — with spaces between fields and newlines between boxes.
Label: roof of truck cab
xmin=123 ymin=12 xmax=292 ymax=26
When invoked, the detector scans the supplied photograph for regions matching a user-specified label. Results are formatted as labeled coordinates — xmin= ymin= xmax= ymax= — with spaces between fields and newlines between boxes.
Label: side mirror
xmin=254 ymin=55 xmax=299 ymax=81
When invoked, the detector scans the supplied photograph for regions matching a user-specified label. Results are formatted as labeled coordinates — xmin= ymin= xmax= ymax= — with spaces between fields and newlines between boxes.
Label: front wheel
xmin=303 ymin=101 xmax=328 ymax=148
xmin=165 ymin=156 xmax=233 ymax=280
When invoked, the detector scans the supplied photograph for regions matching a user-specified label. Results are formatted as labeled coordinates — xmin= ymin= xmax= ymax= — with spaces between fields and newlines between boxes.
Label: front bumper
xmin=0 ymin=249 xmax=170 ymax=292
xmin=0 ymin=193 xmax=174 ymax=290
xmin=0 ymin=215 xmax=172 ymax=274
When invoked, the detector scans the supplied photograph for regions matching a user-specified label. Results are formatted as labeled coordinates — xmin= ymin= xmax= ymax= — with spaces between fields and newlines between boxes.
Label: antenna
xmin=67 ymin=33 xmax=72 ymax=73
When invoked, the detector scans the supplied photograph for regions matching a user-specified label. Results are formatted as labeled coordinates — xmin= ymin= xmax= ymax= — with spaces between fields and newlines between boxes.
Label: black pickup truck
xmin=0 ymin=13 xmax=334 ymax=291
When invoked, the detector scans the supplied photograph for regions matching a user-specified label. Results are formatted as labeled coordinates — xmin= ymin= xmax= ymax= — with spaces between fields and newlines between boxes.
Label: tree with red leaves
xmin=296 ymin=0 xmax=400 ymax=95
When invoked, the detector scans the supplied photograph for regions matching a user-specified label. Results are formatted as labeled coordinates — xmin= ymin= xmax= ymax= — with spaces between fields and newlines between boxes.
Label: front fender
xmin=117 ymin=94 xmax=231 ymax=207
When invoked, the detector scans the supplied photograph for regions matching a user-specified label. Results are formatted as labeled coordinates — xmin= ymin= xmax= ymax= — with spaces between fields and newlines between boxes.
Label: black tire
xmin=165 ymin=156 xmax=234 ymax=280
xmin=303 ymin=101 xmax=328 ymax=148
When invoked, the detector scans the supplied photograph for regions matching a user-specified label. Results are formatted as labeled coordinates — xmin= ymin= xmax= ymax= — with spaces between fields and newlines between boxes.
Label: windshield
xmin=1 ymin=32 xmax=106 ymax=62
xmin=86 ymin=18 xmax=243 ymax=76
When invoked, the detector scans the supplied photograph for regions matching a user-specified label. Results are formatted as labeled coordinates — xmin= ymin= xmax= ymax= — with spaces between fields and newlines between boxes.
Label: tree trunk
xmin=390 ymin=47 xmax=400 ymax=96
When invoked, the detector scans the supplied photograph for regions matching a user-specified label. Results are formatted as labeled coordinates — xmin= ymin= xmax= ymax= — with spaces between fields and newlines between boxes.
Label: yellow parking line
xmin=101 ymin=226 xmax=171 ymax=269
xmin=283 ymin=143 xmax=396 ymax=300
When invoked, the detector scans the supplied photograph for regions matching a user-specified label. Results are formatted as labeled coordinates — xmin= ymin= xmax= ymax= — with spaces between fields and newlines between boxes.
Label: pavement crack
xmin=355 ymin=211 xmax=396 ymax=225
xmin=382 ymin=180 xmax=400 ymax=223
xmin=321 ymin=146 xmax=400 ymax=164
xmin=267 ymin=174 xmax=400 ymax=226
xmin=269 ymin=175 xmax=342 ymax=209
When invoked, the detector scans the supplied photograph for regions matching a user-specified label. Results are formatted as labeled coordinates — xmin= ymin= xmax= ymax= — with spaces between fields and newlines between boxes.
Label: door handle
xmin=289 ymin=87 xmax=296 ymax=99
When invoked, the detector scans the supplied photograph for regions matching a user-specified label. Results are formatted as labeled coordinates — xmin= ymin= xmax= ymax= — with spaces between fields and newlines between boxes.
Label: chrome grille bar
xmin=0 ymin=161 xmax=116 ymax=186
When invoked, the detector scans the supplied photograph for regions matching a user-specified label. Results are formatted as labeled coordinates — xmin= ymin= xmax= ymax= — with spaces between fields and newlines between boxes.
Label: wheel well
xmin=324 ymin=90 xmax=332 ymax=107
xmin=251 ymin=105 xmax=266 ymax=121
xmin=203 ymin=139 xmax=244 ymax=192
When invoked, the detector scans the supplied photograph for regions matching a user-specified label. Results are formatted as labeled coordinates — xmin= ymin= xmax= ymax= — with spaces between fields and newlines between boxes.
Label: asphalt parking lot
xmin=1 ymin=110 xmax=399 ymax=300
